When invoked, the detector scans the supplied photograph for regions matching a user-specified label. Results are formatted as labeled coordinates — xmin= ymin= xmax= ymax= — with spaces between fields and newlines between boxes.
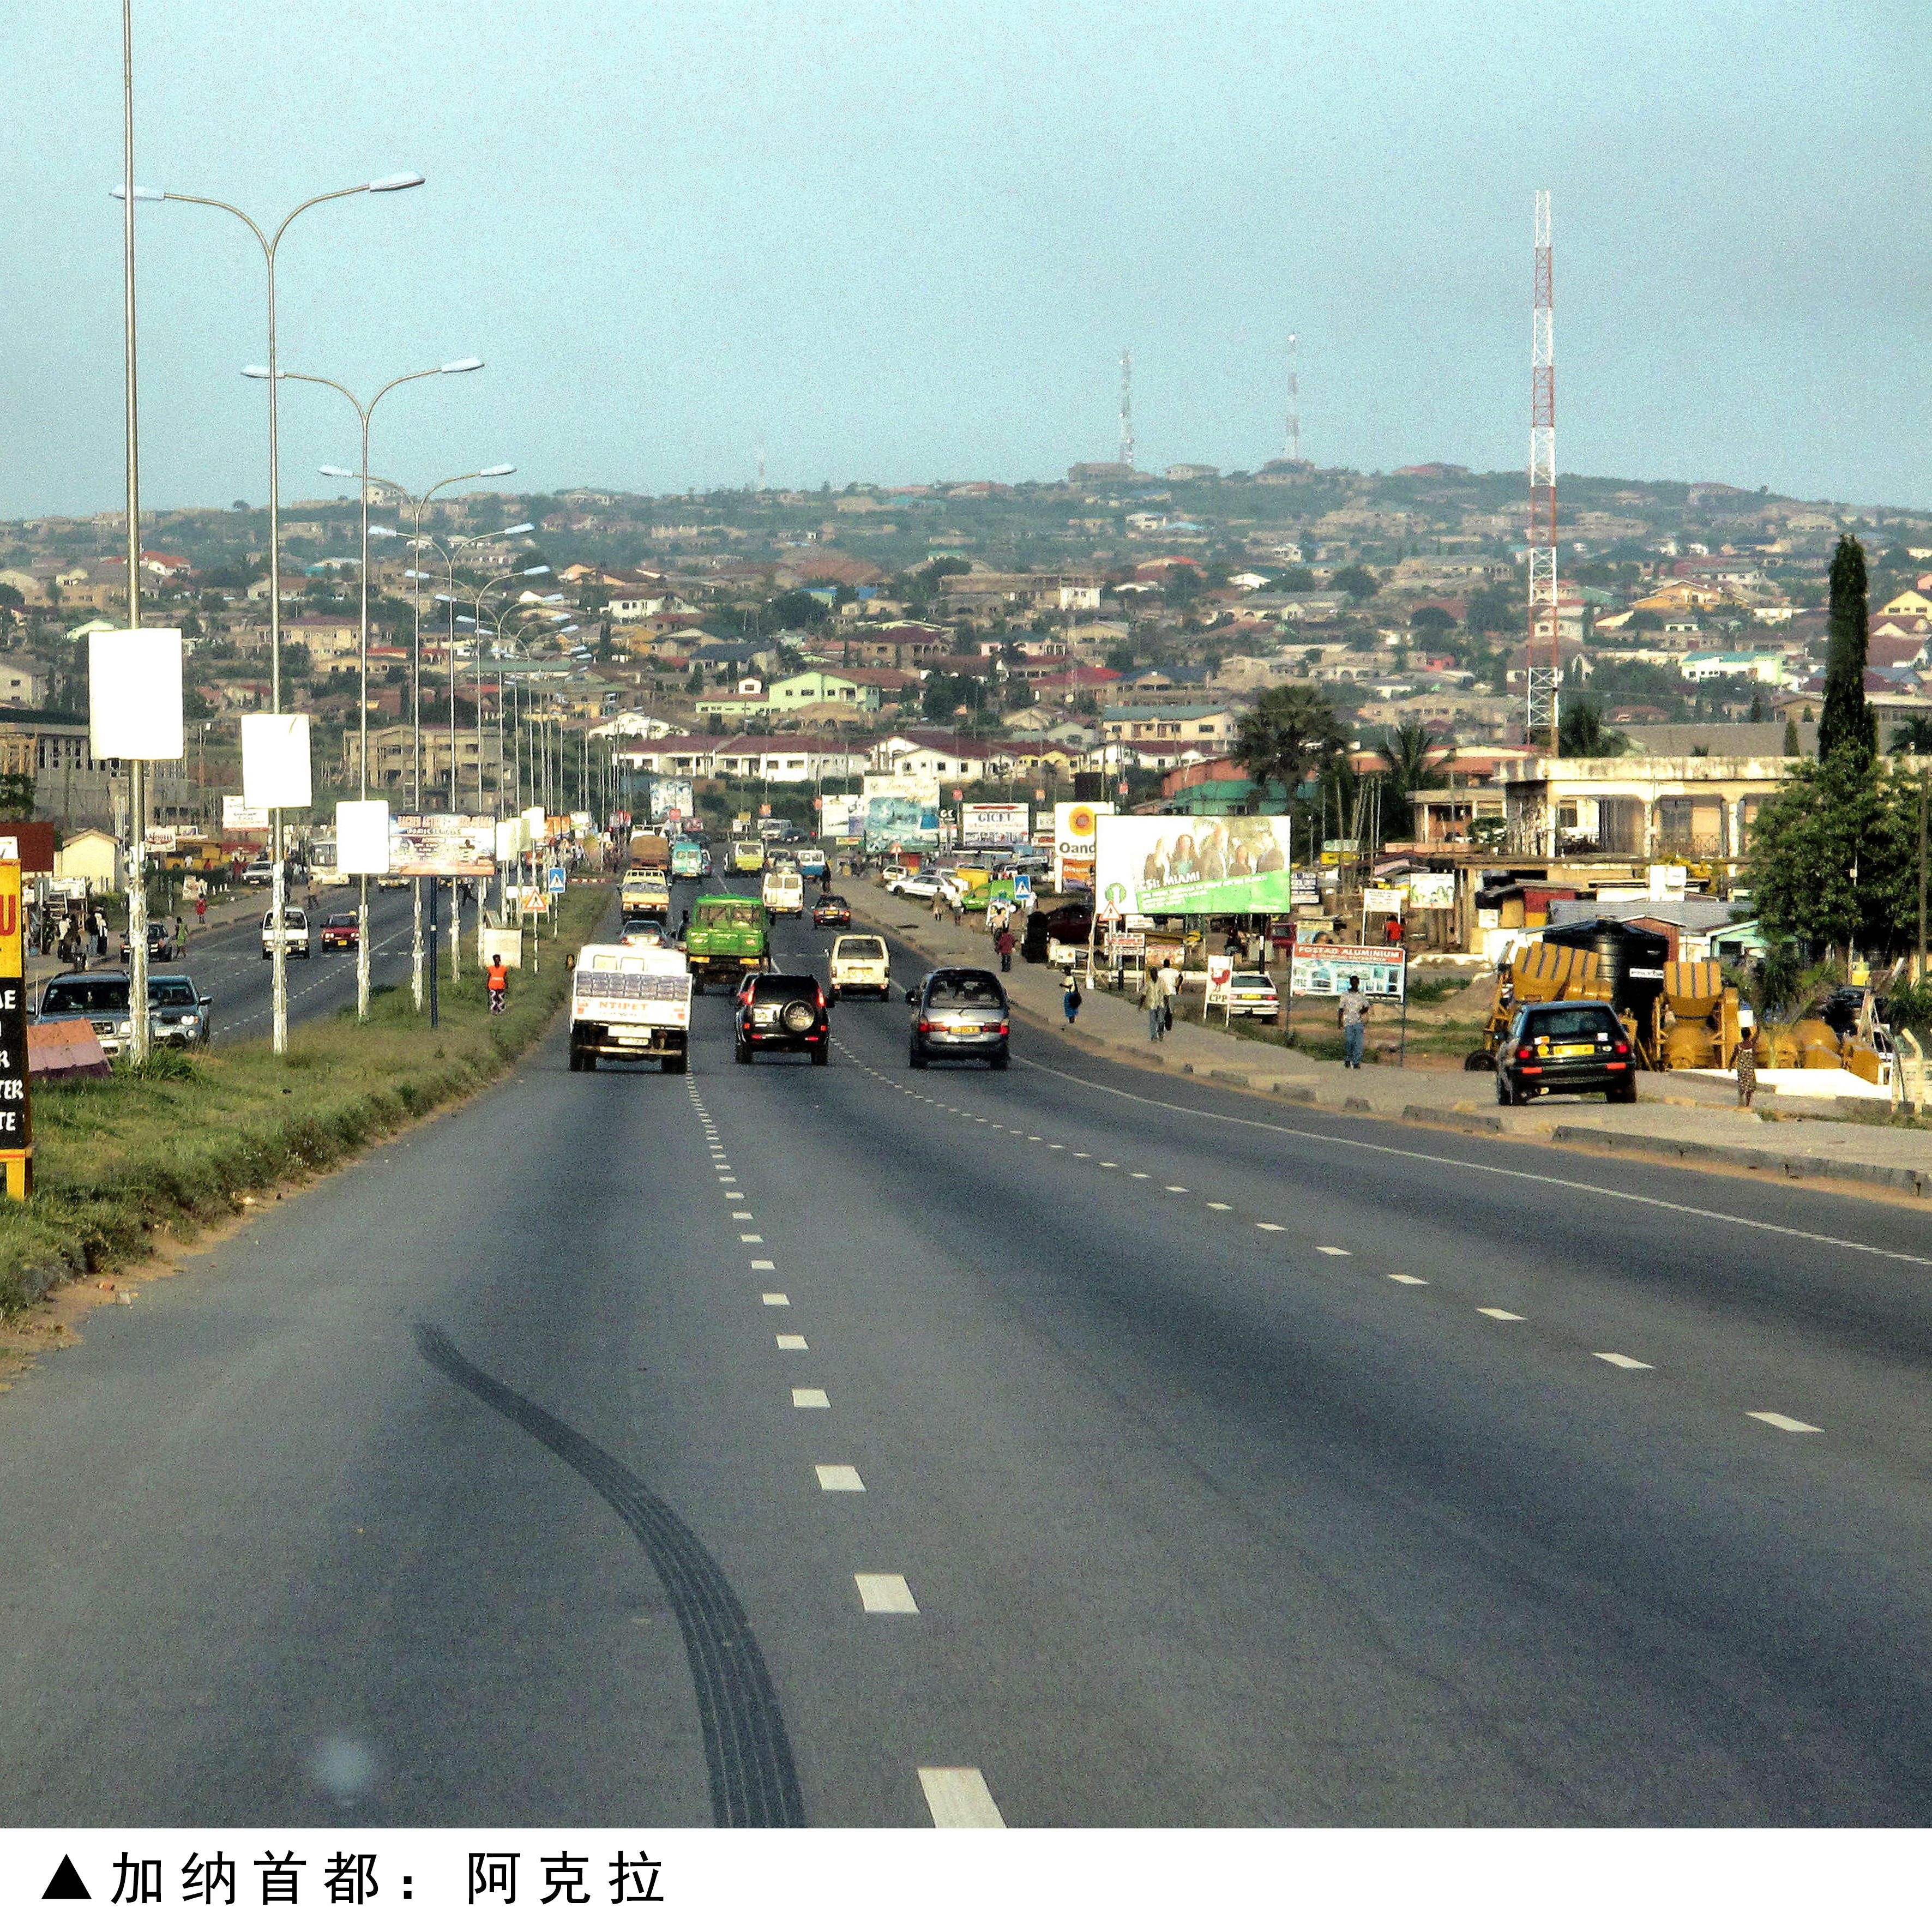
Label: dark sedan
xmin=1496 ymin=1000 xmax=1636 ymax=1106
xmin=811 ymin=895 xmax=852 ymax=927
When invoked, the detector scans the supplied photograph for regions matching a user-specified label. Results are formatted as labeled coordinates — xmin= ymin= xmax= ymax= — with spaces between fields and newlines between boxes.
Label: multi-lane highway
xmin=5 ymin=880 xmax=1932 ymax=1827
xmin=110 ymin=884 xmax=427 ymax=1044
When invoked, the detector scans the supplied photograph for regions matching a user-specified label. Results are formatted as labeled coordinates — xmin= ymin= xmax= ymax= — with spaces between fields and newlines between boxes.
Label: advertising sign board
xmin=1094 ymin=815 xmax=1295 ymax=917
xmin=1290 ymin=869 xmax=1322 ymax=905
xmin=392 ymin=814 xmax=497 ymax=877
xmin=0 ymin=854 xmax=28 ymax=1196
xmin=649 ymin=778 xmax=694 ymax=822
xmin=862 ymin=773 xmax=941 ymax=854
xmin=1406 ymin=872 xmax=1458 ymax=910
xmin=818 ymin=793 xmax=864 ymax=840
xmin=1052 ymin=800 xmax=1113 ymax=892
xmin=221 ymin=795 xmax=271 ymax=833
xmin=1288 ymin=943 xmax=1407 ymax=1001
xmin=143 ymin=826 xmax=177 ymax=853
xmin=961 ymin=803 xmax=1028 ymax=847
xmin=1363 ymin=886 xmax=1406 ymax=914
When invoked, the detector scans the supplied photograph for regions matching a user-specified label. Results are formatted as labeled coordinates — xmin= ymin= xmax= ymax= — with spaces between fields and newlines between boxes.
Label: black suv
xmin=908 ymin=967 xmax=1011 ymax=1070
xmin=1496 ymin=1000 xmax=1635 ymax=1106
xmin=733 ymin=972 xmax=829 ymax=1066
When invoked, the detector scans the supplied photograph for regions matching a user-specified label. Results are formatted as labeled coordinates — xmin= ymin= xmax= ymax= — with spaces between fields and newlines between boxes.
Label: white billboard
xmin=1053 ymin=800 xmax=1114 ymax=892
xmin=221 ymin=795 xmax=270 ymax=833
xmin=961 ymin=803 xmax=1029 ymax=847
xmin=649 ymin=778 xmax=694 ymax=822
xmin=1094 ymin=814 xmax=1295 ymax=917
xmin=819 ymin=792 xmax=864 ymax=840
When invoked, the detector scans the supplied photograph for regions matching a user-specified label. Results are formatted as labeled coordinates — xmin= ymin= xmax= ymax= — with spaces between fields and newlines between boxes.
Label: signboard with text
xmin=961 ymin=803 xmax=1029 ymax=847
xmin=1052 ymin=800 xmax=1113 ymax=892
xmin=0 ymin=856 xmax=29 ymax=1195
xmin=1094 ymin=815 xmax=1295 ymax=917
xmin=221 ymin=795 xmax=271 ymax=833
xmin=1287 ymin=943 xmax=1406 ymax=1001
xmin=392 ymin=814 xmax=497 ymax=877
xmin=1406 ymin=872 xmax=1458 ymax=910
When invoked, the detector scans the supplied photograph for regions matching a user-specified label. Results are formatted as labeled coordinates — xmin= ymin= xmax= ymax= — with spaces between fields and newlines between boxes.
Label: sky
xmin=6 ymin=1 xmax=1930 ymax=522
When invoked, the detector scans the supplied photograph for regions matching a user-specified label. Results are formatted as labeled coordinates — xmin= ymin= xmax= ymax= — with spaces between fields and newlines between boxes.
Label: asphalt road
xmin=5 ymin=877 xmax=1932 ymax=1826
xmin=140 ymin=883 xmax=431 ymax=1044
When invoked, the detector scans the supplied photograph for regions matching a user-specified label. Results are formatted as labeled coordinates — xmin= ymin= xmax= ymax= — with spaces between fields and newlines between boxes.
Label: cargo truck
xmin=621 ymin=866 xmax=670 ymax=916
xmin=569 ymin=940 xmax=691 ymax=1073
xmin=684 ymin=894 xmax=769 ymax=990
xmin=628 ymin=830 xmax=671 ymax=869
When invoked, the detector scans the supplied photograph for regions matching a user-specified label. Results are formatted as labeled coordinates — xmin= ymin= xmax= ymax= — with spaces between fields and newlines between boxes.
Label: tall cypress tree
xmin=1819 ymin=533 xmax=1876 ymax=764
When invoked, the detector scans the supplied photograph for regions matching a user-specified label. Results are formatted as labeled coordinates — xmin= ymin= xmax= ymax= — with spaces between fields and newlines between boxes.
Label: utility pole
xmin=1118 ymin=348 xmax=1134 ymax=471
xmin=119 ymin=0 xmax=151 ymax=1066
xmin=1285 ymin=333 xmax=1300 ymax=464
xmin=1525 ymin=190 xmax=1561 ymax=777
xmin=1918 ymin=774 xmax=1927 ymax=984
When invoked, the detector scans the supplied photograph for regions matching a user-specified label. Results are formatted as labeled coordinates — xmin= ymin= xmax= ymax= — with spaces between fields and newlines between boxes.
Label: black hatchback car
xmin=1496 ymin=999 xmax=1635 ymax=1106
xmin=733 ymin=971 xmax=829 ymax=1066
xmin=908 ymin=967 xmax=1011 ymax=1070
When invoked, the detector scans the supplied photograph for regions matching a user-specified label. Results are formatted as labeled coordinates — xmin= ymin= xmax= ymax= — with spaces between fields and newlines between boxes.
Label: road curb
xmin=1403 ymin=1104 xmax=1503 ymax=1135
xmin=1550 ymin=1123 xmax=1932 ymax=1196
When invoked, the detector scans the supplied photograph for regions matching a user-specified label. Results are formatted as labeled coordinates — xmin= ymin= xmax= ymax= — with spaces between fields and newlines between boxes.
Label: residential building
xmin=1496 ymin=754 xmax=1797 ymax=860
xmin=937 ymin=570 xmax=1103 ymax=616
xmin=767 ymin=671 xmax=882 ymax=714
xmin=613 ymin=733 xmax=867 ymax=783
xmin=1099 ymin=705 xmax=1241 ymax=763
xmin=0 ymin=659 xmax=50 ymax=707
xmin=361 ymin=724 xmax=504 ymax=805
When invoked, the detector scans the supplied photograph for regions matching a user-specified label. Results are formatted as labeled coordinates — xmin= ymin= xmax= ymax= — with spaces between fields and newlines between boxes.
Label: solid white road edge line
xmin=1012 ymin=1055 xmax=1932 ymax=1268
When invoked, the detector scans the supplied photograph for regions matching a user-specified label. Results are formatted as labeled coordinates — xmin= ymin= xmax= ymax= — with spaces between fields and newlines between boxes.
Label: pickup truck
xmin=621 ymin=866 xmax=671 ymax=917
xmin=684 ymin=894 xmax=769 ymax=991
xmin=569 ymin=941 xmax=690 ymax=1074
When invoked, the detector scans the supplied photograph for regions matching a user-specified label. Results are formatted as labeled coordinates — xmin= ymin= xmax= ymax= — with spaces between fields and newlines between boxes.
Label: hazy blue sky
xmin=7 ymin=1 xmax=1928 ymax=521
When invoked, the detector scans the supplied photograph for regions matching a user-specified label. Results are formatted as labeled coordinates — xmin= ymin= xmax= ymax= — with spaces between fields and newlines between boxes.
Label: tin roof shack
xmin=1496 ymin=754 xmax=1795 ymax=868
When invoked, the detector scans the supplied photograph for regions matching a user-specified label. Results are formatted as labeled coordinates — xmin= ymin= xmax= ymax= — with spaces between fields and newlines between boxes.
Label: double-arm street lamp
xmin=115 ymin=167 xmax=425 ymax=1055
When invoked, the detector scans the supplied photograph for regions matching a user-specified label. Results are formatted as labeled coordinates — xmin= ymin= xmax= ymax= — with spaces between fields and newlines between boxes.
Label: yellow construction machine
xmin=1647 ymin=960 xmax=1742 ymax=1071
xmin=1465 ymin=941 xmax=1615 ymax=1070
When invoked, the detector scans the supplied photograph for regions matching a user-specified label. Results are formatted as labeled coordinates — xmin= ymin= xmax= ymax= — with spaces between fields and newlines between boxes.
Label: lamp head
xmin=496 ymin=522 xmax=536 ymax=537
xmin=521 ymin=565 xmax=551 ymax=577
xmin=369 ymin=525 xmax=399 ymax=538
xmin=241 ymin=365 xmax=272 ymax=380
xmin=110 ymin=184 xmax=166 ymax=202
xmin=439 ymin=357 xmax=484 ymax=374
xmin=319 ymin=465 xmax=355 ymax=478
xmin=368 ymin=172 xmax=426 ymax=192
xmin=478 ymin=464 xmax=515 ymax=477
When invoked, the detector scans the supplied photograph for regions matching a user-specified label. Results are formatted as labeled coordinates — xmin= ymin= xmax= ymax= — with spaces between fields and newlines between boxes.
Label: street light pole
xmin=134 ymin=166 xmax=425 ymax=1055
xmin=294 ymin=361 xmax=481 ymax=1021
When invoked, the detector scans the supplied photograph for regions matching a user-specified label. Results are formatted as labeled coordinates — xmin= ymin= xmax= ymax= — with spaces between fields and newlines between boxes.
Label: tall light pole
xmin=255 ymin=357 xmax=482 ymax=1023
xmin=116 ymin=0 xmax=152 ymax=1066
xmin=119 ymin=166 xmax=426 ymax=1055
xmin=370 ymin=482 xmax=519 ymax=1007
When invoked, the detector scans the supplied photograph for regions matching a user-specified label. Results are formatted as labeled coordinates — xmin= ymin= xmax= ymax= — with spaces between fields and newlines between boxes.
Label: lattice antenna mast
xmin=1118 ymin=348 xmax=1134 ymax=470
xmin=1286 ymin=333 xmax=1300 ymax=463
xmin=755 ymin=443 xmax=766 ymax=493
xmin=1525 ymin=190 xmax=1560 ymax=760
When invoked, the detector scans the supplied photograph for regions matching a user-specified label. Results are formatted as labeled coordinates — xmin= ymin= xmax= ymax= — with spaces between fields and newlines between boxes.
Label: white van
xmin=762 ymin=869 xmax=805 ymax=919
xmin=828 ymin=932 xmax=890 ymax=1001
xmin=262 ymin=906 xmax=311 ymax=959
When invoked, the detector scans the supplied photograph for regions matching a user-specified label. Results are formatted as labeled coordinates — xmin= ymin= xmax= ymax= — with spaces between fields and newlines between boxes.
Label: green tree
xmin=1268 ymin=567 xmax=1316 ymax=592
xmin=1465 ymin=584 xmax=1515 ymax=634
xmin=1331 ymin=564 xmax=1377 ymax=601
xmin=1376 ymin=721 xmax=1451 ymax=834
xmin=1558 ymin=699 xmax=1628 ymax=757
xmin=1233 ymin=685 xmax=1342 ymax=806
xmin=1818 ymin=534 xmax=1875 ymax=765
xmin=685 ymin=661 xmax=705 ymax=695
xmin=1160 ymin=566 xmax=1205 ymax=608
xmin=1783 ymin=718 xmax=1801 ymax=756
xmin=1410 ymin=605 xmax=1455 ymax=637
xmin=1744 ymin=755 xmax=1873 ymax=956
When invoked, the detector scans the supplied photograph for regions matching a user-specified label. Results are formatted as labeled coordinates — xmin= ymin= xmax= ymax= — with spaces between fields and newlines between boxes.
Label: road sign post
xmin=0 ymin=845 xmax=30 ymax=1199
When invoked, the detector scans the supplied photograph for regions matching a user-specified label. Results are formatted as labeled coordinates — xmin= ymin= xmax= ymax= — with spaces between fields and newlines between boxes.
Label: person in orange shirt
xmin=486 ymin=953 xmax=509 ymax=1016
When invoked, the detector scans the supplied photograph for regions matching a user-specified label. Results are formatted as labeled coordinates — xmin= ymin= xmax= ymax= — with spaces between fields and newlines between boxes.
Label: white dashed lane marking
xmin=741 ymin=1233 xmax=765 ymax=1244
xmin=792 ymin=1388 xmax=830 ymax=1409
xmin=919 ymin=1767 xmax=1006 ymax=1829
xmin=1317 ymin=1247 xmax=1351 ymax=1256
xmin=1477 ymin=1308 xmax=1526 ymax=1322
xmin=1594 ymin=1352 xmax=1652 ymax=1370
xmin=856 ymin=1573 xmax=919 ymax=1615
xmin=1749 ymin=1411 xmax=1822 ymax=1434
xmin=776 ymin=1334 xmax=809 ymax=1350
xmin=751 ymin=1260 xmax=775 ymax=1272
xmin=732 ymin=1212 xmax=754 ymax=1220
xmin=1256 ymin=1222 xmax=1285 ymax=1231
xmin=1207 ymin=1202 xmax=1231 ymax=1211
xmin=1388 ymin=1274 xmax=1429 ymax=1286
xmin=763 ymin=1292 xmax=790 ymax=1306
xmin=1165 ymin=1185 xmax=1189 ymax=1194
xmin=816 ymin=1464 xmax=866 ymax=1491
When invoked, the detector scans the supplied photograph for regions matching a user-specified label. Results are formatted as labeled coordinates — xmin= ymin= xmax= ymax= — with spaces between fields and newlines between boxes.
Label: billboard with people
xmin=1093 ymin=815 xmax=1295 ymax=916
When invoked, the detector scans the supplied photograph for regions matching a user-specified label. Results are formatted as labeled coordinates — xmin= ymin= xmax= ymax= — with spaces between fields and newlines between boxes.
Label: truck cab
xmin=684 ymin=894 xmax=770 ymax=989
xmin=569 ymin=941 xmax=691 ymax=1074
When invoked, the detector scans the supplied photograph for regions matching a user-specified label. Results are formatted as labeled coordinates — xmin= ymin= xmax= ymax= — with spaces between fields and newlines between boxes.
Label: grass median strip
xmin=0 ymin=887 xmax=611 ymax=1315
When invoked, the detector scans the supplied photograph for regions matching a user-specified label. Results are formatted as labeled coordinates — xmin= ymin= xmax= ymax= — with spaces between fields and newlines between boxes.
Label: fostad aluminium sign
xmin=1094 ymin=814 xmax=1295 ymax=917
xmin=1288 ymin=942 xmax=1407 ymax=1001
xmin=0 ymin=846 xmax=30 ymax=1195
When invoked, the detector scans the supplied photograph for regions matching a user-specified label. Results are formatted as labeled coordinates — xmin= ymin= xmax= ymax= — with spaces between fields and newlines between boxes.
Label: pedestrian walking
xmin=995 ymin=926 xmax=1015 ymax=974
xmin=1337 ymin=975 xmax=1371 ymax=1069
xmin=1155 ymin=959 xmax=1181 ymax=1037
xmin=486 ymin=953 xmax=509 ymax=1017
xmin=1384 ymin=913 xmax=1404 ymax=950
xmin=172 ymin=914 xmax=184 ymax=951
xmin=1061 ymin=970 xmax=1082 ymax=1025
xmin=1735 ymin=1027 xmax=1758 ymax=1109
xmin=195 ymin=892 xmax=208 ymax=927
xmin=91 ymin=908 xmax=109 ymax=958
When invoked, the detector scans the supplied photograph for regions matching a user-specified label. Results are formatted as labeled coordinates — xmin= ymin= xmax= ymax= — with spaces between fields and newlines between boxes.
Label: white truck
xmin=762 ymin=868 xmax=805 ymax=919
xmin=569 ymin=940 xmax=691 ymax=1074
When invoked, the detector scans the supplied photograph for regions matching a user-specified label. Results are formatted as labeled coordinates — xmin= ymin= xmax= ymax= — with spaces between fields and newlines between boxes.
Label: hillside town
xmin=4 ymin=458 xmax=1932 ymax=878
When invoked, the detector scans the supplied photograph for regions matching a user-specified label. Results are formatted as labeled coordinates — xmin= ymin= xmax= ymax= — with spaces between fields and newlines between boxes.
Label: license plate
xmin=1548 ymin=1043 xmax=1594 ymax=1059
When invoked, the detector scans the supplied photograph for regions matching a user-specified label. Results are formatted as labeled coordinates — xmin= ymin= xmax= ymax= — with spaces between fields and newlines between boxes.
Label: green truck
xmin=684 ymin=894 xmax=770 ymax=990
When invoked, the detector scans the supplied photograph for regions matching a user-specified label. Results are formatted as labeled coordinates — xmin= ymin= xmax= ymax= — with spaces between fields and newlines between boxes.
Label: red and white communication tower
xmin=1525 ymin=189 xmax=1560 ymax=755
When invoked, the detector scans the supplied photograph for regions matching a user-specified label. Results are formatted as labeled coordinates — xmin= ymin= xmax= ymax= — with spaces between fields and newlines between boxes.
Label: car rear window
xmin=751 ymin=976 xmax=820 ymax=998
xmin=1529 ymin=1005 xmax=1620 ymax=1040
xmin=41 ymin=980 xmax=130 ymax=1014
xmin=836 ymin=937 xmax=884 ymax=958
xmin=928 ymin=971 xmax=1005 ymax=1008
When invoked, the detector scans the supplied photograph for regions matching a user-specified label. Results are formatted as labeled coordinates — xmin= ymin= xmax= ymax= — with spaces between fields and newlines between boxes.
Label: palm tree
xmin=1233 ymin=685 xmax=1341 ymax=811
xmin=1558 ymin=699 xmax=1628 ymax=757
xmin=1376 ymin=721 xmax=1451 ymax=835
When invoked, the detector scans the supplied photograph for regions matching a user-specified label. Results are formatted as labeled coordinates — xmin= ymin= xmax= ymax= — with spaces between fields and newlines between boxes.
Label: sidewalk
xmin=840 ymin=876 xmax=1932 ymax=1205
xmin=28 ymin=888 xmax=273 ymax=994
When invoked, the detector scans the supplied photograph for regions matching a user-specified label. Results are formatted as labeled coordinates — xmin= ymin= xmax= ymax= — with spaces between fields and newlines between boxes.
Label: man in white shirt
xmin=1337 ymin=976 xmax=1371 ymax=1069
